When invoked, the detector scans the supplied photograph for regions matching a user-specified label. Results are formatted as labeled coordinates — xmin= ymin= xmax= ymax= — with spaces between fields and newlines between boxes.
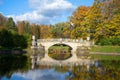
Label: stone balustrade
xmin=37 ymin=38 xmax=89 ymax=43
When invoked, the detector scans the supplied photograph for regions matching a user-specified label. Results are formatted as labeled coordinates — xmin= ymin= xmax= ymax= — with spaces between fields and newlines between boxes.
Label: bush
xmin=96 ymin=37 xmax=120 ymax=46
xmin=0 ymin=29 xmax=13 ymax=48
xmin=111 ymin=36 xmax=120 ymax=46
xmin=96 ymin=38 xmax=112 ymax=46
xmin=0 ymin=29 xmax=28 ymax=49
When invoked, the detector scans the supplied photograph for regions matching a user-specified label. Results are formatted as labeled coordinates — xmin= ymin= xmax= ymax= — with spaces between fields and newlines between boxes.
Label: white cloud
xmin=7 ymin=11 xmax=50 ymax=24
xmin=29 ymin=0 xmax=72 ymax=9
xmin=8 ymin=0 xmax=75 ymax=24
xmin=9 ymin=69 xmax=69 ymax=80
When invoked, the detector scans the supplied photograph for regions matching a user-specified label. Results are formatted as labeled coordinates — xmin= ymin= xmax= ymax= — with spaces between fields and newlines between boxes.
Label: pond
xmin=0 ymin=54 xmax=120 ymax=80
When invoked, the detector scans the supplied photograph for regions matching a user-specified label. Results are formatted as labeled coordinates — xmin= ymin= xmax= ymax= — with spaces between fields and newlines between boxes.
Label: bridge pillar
xmin=71 ymin=47 xmax=78 ymax=60
xmin=44 ymin=46 xmax=49 ymax=58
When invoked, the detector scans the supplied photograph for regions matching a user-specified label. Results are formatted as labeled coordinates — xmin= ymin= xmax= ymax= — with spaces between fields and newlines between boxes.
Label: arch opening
xmin=48 ymin=44 xmax=73 ymax=60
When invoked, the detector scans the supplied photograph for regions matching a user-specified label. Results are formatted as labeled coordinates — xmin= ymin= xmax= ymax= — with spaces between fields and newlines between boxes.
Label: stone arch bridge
xmin=37 ymin=38 xmax=91 ymax=59
xmin=31 ymin=37 xmax=95 ymax=67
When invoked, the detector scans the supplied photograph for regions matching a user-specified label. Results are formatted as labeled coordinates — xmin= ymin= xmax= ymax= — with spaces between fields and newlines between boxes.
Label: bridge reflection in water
xmin=31 ymin=36 xmax=94 ymax=69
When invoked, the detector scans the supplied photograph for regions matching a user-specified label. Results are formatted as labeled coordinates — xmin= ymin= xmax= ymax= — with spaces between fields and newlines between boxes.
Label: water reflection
xmin=0 ymin=54 xmax=120 ymax=80
xmin=1 ymin=68 xmax=71 ymax=80
xmin=71 ymin=60 xmax=120 ymax=80
xmin=0 ymin=54 xmax=30 ymax=79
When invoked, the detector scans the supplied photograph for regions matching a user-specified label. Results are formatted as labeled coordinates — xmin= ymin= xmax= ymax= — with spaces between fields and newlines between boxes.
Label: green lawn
xmin=90 ymin=54 xmax=120 ymax=60
xmin=91 ymin=46 xmax=120 ymax=53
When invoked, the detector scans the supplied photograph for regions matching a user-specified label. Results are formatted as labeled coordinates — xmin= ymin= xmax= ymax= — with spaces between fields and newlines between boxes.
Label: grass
xmin=91 ymin=46 xmax=120 ymax=53
xmin=90 ymin=54 xmax=120 ymax=60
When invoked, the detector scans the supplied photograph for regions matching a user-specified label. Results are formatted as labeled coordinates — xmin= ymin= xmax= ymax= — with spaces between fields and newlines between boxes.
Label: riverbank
xmin=90 ymin=52 xmax=120 ymax=60
xmin=91 ymin=46 xmax=120 ymax=53
xmin=90 ymin=52 xmax=120 ymax=55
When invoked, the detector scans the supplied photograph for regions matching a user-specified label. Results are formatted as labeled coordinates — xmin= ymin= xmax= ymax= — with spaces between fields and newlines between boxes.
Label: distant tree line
xmin=0 ymin=0 xmax=120 ymax=48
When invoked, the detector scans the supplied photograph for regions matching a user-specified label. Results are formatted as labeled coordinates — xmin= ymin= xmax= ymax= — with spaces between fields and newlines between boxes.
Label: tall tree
xmin=40 ymin=24 xmax=52 ymax=39
xmin=17 ymin=21 xmax=24 ymax=35
xmin=0 ymin=29 xmax=13 ymax=48
xmin=63 ymin=22 xmax=72 ymax=38
xmin=31 ymin=23 xmax=40 ymax=39
xmin=36 ymin=25 xmax=40 ymax=39
xmin=51 ymin=22 xmax=67 ymax=38
xmin=5 ymin=17 xmax=16 ymax=31
xmin=69 ymin=6 xmax=90 ymax=39
xmin=17 ymin=21 xmax=32 ymax=35
xmin=22 ymin=21 xmax=32 ymax=34
xmin=86 ymin=0 xmax=120 ymax=44
xmin=86 ymin=0 xmax=103 ymax=41
xmin=0 ymin=13 xmax=7 ymax=29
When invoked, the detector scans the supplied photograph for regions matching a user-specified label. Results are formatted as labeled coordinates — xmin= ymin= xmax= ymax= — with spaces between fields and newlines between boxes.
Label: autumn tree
xmin=86 ymin=0 xmax=120 ymax=45
xmin=86 ymin=1 xmax=103 ymax=41
xmin=31 ymin=23 xmax=40 ymax=39
xmin=17 ymin=21 xmax=33 ymax=35
xmin=69 ymin=6 xmax=90 ymax=39
xmin=0 ymin=13 xmax=7 ymax=29
xmin=40 ymin=24 xmax=52 ymax=39
xmin=17 ymin=21 xmax=24 ymax=35
xmin=63 ymin=22 xmax=72 ymax=38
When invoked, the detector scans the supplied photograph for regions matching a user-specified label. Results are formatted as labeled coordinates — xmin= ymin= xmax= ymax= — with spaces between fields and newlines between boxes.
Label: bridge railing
xmin=37 ymin=38 xmax=89 ymax=43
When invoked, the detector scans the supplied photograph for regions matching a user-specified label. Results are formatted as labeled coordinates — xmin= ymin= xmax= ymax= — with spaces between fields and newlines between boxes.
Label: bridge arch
xmin=38 ymin=42 xmax=78 ymax=59
xmin=38 ymin=42 xmax=78 ymax=53
xmin=48 ymin=43 xmax=73 ymax=50
xmin=37 ymin=38 xmax=91 ymax=60
xmin=48 ymin=43 xmax=73 ymax=60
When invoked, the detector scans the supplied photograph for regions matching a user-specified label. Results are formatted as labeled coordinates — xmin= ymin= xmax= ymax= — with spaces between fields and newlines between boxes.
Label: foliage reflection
xmin=0 ymin=54 xmax=30 ymax=79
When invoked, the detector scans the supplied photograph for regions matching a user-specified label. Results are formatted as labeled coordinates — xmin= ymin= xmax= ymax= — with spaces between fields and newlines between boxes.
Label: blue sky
xmin=0 ymin=0 xmax=94 ymax=24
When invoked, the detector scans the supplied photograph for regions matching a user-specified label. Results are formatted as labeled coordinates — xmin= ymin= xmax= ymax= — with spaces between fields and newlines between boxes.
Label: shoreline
xmin=90 ymin=52 xmax=120 ymax=55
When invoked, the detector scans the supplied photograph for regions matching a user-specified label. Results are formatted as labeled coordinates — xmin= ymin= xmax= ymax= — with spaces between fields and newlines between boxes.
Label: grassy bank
xmin=90 ymin=54 xmax=120 ymax=60
xmin=91 ymin=46 xmax=120 ymax=53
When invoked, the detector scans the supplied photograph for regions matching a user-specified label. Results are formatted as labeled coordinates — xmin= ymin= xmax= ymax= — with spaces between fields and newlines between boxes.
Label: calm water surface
xmin=0 ymin=54 xmax=120 ymax=80
xmin=1 ymin=68 xmax=70 ymax=80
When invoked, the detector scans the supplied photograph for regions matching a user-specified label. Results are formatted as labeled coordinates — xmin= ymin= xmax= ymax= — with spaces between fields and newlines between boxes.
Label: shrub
xmin=96 ymin=38 xmax=112 ymax=46
xmin=0 ymin=29 xmax=28 ymax=49
xmin=111 ymin=36 xmax=120 ymax=46
xmin=96 ymin=36 xmax=120 ymax=46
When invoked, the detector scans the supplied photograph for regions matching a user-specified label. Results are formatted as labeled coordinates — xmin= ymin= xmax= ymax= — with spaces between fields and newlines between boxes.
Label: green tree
xmin=12 ymin=33 xmax=27 ymax=49
xmin=0 ymin=29 xmax=13 ymax=48
xmin=5 ymin=17 xmax=16 ymax=31
xmin=51 ymin=22 xmax=66 ymax=38
xmin=0 ymin=29 xmax=27 ymax=49
xmin=36 ymin=25 xmax=40 ymax=39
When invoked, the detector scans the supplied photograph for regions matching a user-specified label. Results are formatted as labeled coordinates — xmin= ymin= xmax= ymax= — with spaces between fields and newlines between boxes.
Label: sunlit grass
xmin=90 ymin=54 xmax=120 ymax=60
xmin=91 ymin=46 xmax=120 ymax=53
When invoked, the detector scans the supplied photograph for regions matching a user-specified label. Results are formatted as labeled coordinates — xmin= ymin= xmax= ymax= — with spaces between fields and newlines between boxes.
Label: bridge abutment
xmin=44 ymin=47 xmax=49 ymax=58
